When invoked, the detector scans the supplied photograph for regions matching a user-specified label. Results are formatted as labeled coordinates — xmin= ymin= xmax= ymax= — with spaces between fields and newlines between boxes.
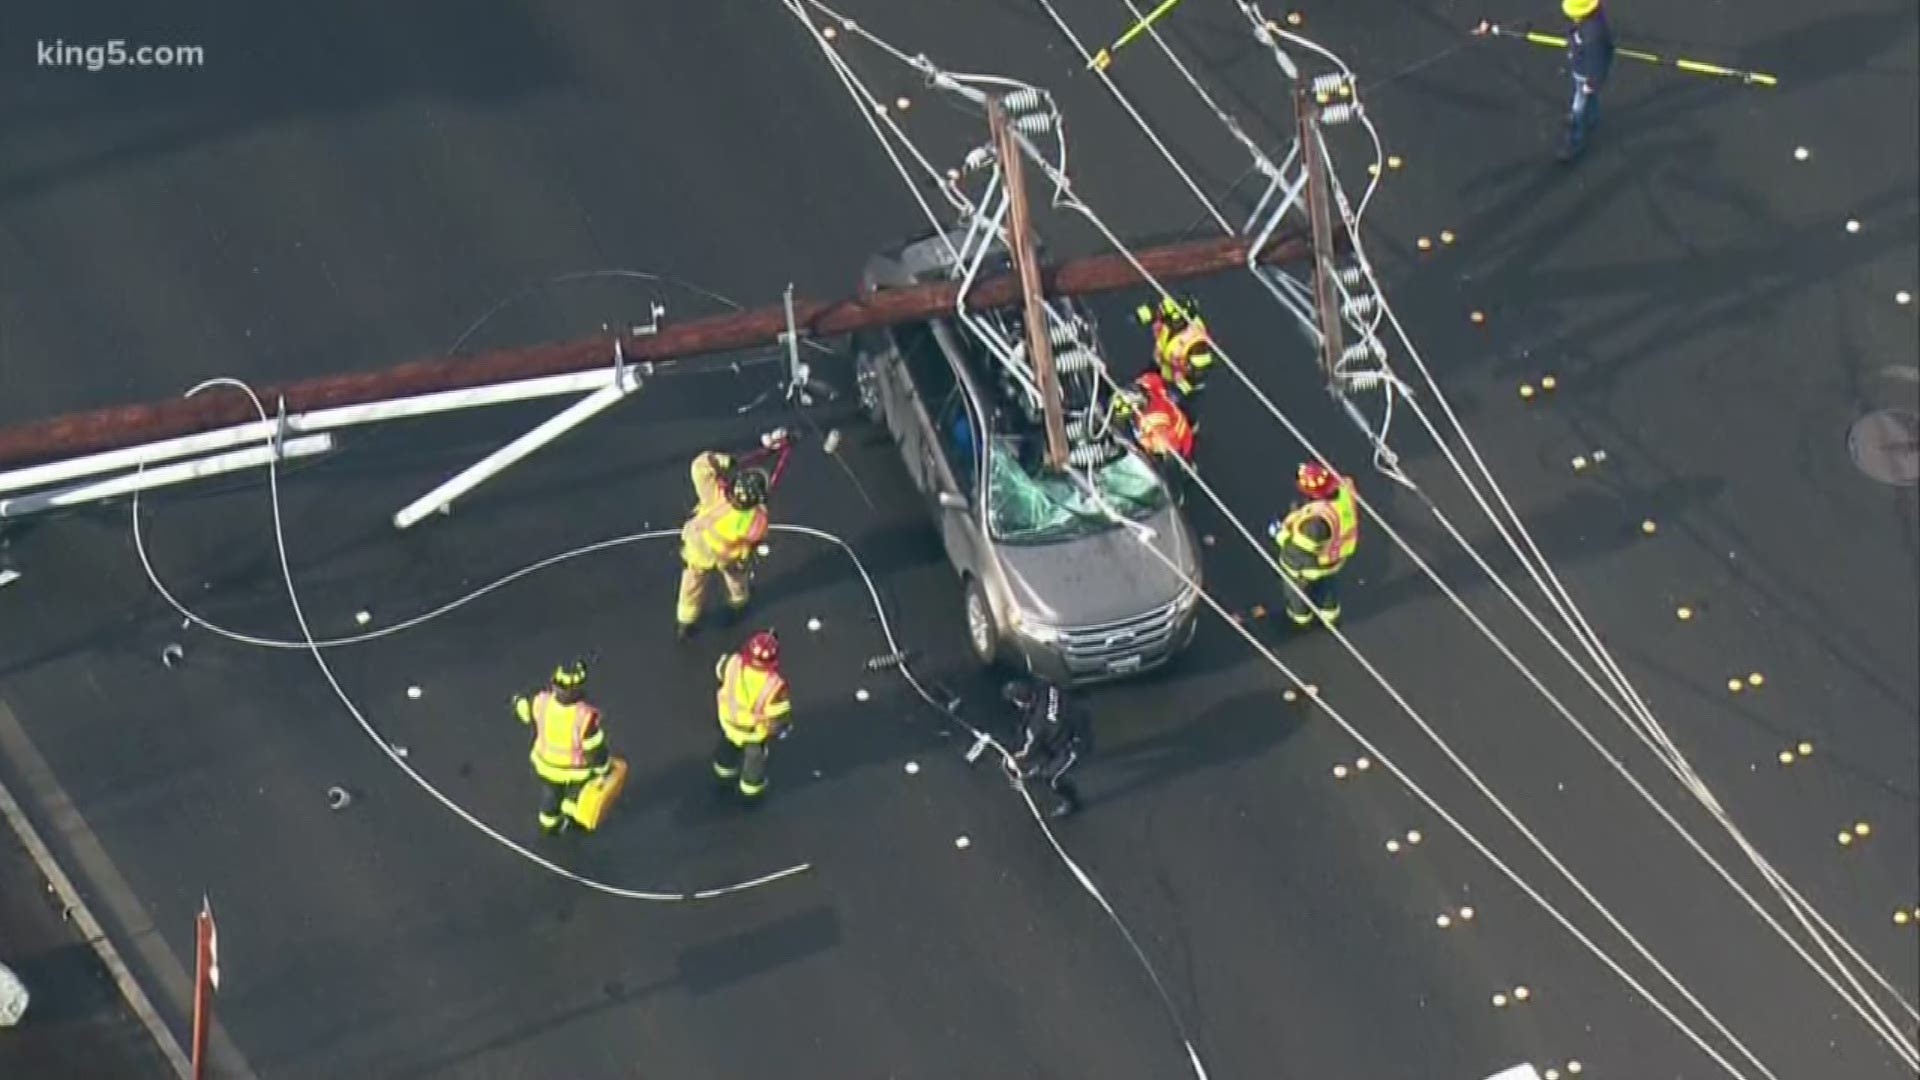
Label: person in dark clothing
xmin=1560 ymin=0 xmax=1617 ymax=161
xmin=1003 ymin=679 xmax=1094 ymax=818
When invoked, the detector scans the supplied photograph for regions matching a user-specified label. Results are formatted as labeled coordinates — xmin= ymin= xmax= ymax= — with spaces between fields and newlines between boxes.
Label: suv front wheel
xmin=963 ymin=577 xmax=1000 ymax=669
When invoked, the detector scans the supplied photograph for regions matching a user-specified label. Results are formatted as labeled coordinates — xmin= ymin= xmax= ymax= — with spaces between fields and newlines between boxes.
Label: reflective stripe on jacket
xmin=1136 ymin=402 xmax=1192 ymax=459
xmin=1322 ymin=480 xmax=1359 ymax=563
xmin=1278 ymin=482 xmax=1358 ymax=578
xmin=1154 ymin=320 xmax=1215 ymax=390
xmin=715 ymin=655 xmax=790 ymax=745
xmin=682 ymin=502 xmax=768 ymax=569
xmin=680 ymin=453 xmax=769 ymax=569
xmin=526 ymin=692 xmax=603 ymax=780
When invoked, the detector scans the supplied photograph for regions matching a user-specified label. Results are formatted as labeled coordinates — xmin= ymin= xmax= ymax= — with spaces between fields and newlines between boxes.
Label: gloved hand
xmin=761 ymin=427 xmax=789 ymax=450
xmin=1135 ymin=304 xmax=1154 ymax=325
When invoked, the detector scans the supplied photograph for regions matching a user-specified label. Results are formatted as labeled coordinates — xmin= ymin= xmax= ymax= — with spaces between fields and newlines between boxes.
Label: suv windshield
xmin=986 ymin=437 xmax=1169 ymax=543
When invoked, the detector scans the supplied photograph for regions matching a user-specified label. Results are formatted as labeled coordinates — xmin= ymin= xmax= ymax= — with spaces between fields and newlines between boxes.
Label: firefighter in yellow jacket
xmin=1134 ymin=294 xmax=1216 ymax=403
xmin=677 ymin=431 xmax=789 ymax=640
xmin=513 ymin=660 xmax=610 ymax=834
xmin=712 ymin=630 xmax=792 ymax=802
xmin=1268 ymin=462 xmax=1359 ymax=628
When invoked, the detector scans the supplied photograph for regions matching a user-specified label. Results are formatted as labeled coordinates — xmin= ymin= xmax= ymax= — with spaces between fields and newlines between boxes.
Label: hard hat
xmin=1136 ymin=370 xmax=1169 ymax=397
xmin=552 ymin=659 xmax=588 ymax=690
xmin=1163 ymin=294 xmax=1199 ymax=321
xmin=1562 ymin=0 xmax=1599 ymax=19
xmin=728 ymin=468 xmax=769 ymax=510
xmin=743 ymin=630 xmax=780 ymax=668
xmin=1297 ymin=461 xmax=1339 ymax=500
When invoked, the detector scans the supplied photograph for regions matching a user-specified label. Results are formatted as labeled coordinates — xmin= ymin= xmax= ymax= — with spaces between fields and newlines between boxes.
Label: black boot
xmin=677 ymin=620 xmax=696 ymax=642
xmin=1555 ymin=125 xmax=1585 ymax=163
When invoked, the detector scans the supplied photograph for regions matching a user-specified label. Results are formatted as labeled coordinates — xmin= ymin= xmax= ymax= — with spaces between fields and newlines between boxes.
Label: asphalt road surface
xmin=0 ymin=824 xmax=175 ymax=1078
xmin=2 ymin=2 xmax=1915 ymax=1079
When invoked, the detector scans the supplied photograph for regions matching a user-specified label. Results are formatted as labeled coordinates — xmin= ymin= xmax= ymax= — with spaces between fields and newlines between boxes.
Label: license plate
xmin=1107 ymin=655 xmax=1143 ymax=673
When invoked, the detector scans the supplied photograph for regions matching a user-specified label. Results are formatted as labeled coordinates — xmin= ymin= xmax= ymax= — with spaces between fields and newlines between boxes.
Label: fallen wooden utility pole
xmin=988 ymin=95 xmax=1070 ymax=472
xmin=0 ymin=230 xmax=1310 ymax=469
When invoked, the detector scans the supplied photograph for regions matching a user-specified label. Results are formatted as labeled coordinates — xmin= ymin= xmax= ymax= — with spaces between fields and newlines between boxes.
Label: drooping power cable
xmin=781 ymin=11 xmax=1785 ymax=1078
xmin=1038 ymin=1 xmax=1918 ymax=1060
xmin=132 ymin=372 xmax=1211 ymax=1073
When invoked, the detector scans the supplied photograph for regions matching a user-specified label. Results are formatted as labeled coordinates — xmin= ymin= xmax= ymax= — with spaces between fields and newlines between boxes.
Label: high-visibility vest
xmin=1136 ymin=398 xmax=1193 ymax=459
xmin=528 ymin=692 xmax=601 ymax=777
xmin=1280 ymin=481 xmax=1359 ymax=575
xmin=715 ymin=655 xmax=790 ymax=745
xmin=1324 ymin=479 xmax=1359 ymax=562
xmin=681 ymin=500 xmax=768 ymax=569
xmin=1155 ymin=320 xmax=1215 ymax=389
xmin=681 ymin=452 xmax=770 ymax=569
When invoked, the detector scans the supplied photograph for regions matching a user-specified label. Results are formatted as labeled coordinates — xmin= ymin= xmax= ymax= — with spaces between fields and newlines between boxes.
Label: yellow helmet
xmin=1562 ymin=0 xmax=1600 ymax=19
xmin=1135 ymin=295 xmax=1198 ymax=326
xmin=552 ymin=660 xmax=588 ymax=690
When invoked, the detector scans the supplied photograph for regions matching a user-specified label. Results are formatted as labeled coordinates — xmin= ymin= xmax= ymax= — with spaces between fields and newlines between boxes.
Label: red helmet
xmin=743 ymin=630 xmax=780 ymax=669
xmin=1297 ymin=462 xmax=1339 ymax=500
xmin=1135 ymin=370 xmax=1169 ymax=398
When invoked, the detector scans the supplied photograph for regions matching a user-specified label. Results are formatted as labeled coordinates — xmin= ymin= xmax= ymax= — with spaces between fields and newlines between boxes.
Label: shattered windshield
xmin=986 ymin=437 xmax=1169 ymax=543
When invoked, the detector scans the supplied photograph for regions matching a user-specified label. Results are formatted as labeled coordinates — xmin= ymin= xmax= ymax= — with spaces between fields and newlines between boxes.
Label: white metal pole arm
xmin=391 ymin=366 xmax=641 ymax=531
xmin=0 ymin=369 xmax=626 ymax=498
xmin=0 ymin=435 xmax=335 ymax=519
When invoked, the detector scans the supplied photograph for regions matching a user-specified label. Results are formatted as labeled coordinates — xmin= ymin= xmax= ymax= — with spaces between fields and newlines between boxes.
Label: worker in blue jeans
xmin=1559 ymin=0 xmax=1616 ymax=161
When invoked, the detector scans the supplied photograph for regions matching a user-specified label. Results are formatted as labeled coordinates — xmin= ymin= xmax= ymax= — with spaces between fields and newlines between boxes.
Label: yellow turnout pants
xmin=678 ymin=561 xmax=750 ymax=627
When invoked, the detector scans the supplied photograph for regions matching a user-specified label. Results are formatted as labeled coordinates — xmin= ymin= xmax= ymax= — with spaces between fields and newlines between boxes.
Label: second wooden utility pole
xmin=988 ymin=95 xmax=1070 ymax=472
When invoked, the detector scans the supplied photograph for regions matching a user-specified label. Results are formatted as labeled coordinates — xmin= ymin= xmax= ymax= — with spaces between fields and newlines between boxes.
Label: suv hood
xmin=992 ymin=506 xmax=1197 ymax=629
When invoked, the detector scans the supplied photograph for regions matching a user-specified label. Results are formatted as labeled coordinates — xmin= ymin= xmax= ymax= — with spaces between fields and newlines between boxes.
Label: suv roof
xmin=869 ymin=227 xmax=1122 ymax=468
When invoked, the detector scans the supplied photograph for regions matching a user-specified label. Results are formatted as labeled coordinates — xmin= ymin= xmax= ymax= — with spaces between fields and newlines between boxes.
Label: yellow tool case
xmin=571 ymin=756 xmax=628 ymax=831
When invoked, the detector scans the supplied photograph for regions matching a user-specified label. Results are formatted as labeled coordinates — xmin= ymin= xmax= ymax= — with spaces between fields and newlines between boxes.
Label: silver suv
xmin=853 ymin=232 xmax=1202 ymax=686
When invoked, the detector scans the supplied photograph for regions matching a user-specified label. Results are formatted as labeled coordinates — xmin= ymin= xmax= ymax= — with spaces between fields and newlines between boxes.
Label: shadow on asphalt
xmin=393 ymin=906 xmax=841 ymax=1078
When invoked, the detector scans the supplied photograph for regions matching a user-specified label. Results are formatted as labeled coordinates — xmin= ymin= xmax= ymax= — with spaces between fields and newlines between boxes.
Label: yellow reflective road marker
xmin=1089 ymin=0 xmax=1185 ymax=71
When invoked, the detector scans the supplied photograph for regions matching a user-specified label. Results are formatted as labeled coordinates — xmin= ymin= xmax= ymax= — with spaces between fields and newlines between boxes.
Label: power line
xmin=1049 ymin=0 xmax=1918 ymax=1062
xmin=788 ymin=10 xmax=1788 ymax=1077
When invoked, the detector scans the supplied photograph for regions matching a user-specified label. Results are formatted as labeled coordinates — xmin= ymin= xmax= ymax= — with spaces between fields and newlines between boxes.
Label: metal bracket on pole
xmin=391 ymin=363 xmax=643 ymax=530
xmin=272 ymin=396 xmax=291 ymax=459
xmin=630 ymin=302 xmax=667 ymax=339
xmin=740 ymin=284 xmax=838 ymax=415
xmin=0 ymin=524 xmax=16 ymax=588
xmin=779 ymin=283 xmax=810 ymax=404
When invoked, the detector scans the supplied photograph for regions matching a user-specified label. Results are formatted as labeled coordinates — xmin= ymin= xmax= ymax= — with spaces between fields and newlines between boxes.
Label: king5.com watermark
xmin=37 ymin=39 xmax=204 ymax=72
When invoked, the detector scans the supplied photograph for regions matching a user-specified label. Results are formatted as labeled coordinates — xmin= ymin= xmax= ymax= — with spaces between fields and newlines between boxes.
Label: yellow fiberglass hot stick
xmin=1472 ymin=19 xmax=1778 ymax=86
xmin=1089 ymin=0 xmax=1186 ymax=71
